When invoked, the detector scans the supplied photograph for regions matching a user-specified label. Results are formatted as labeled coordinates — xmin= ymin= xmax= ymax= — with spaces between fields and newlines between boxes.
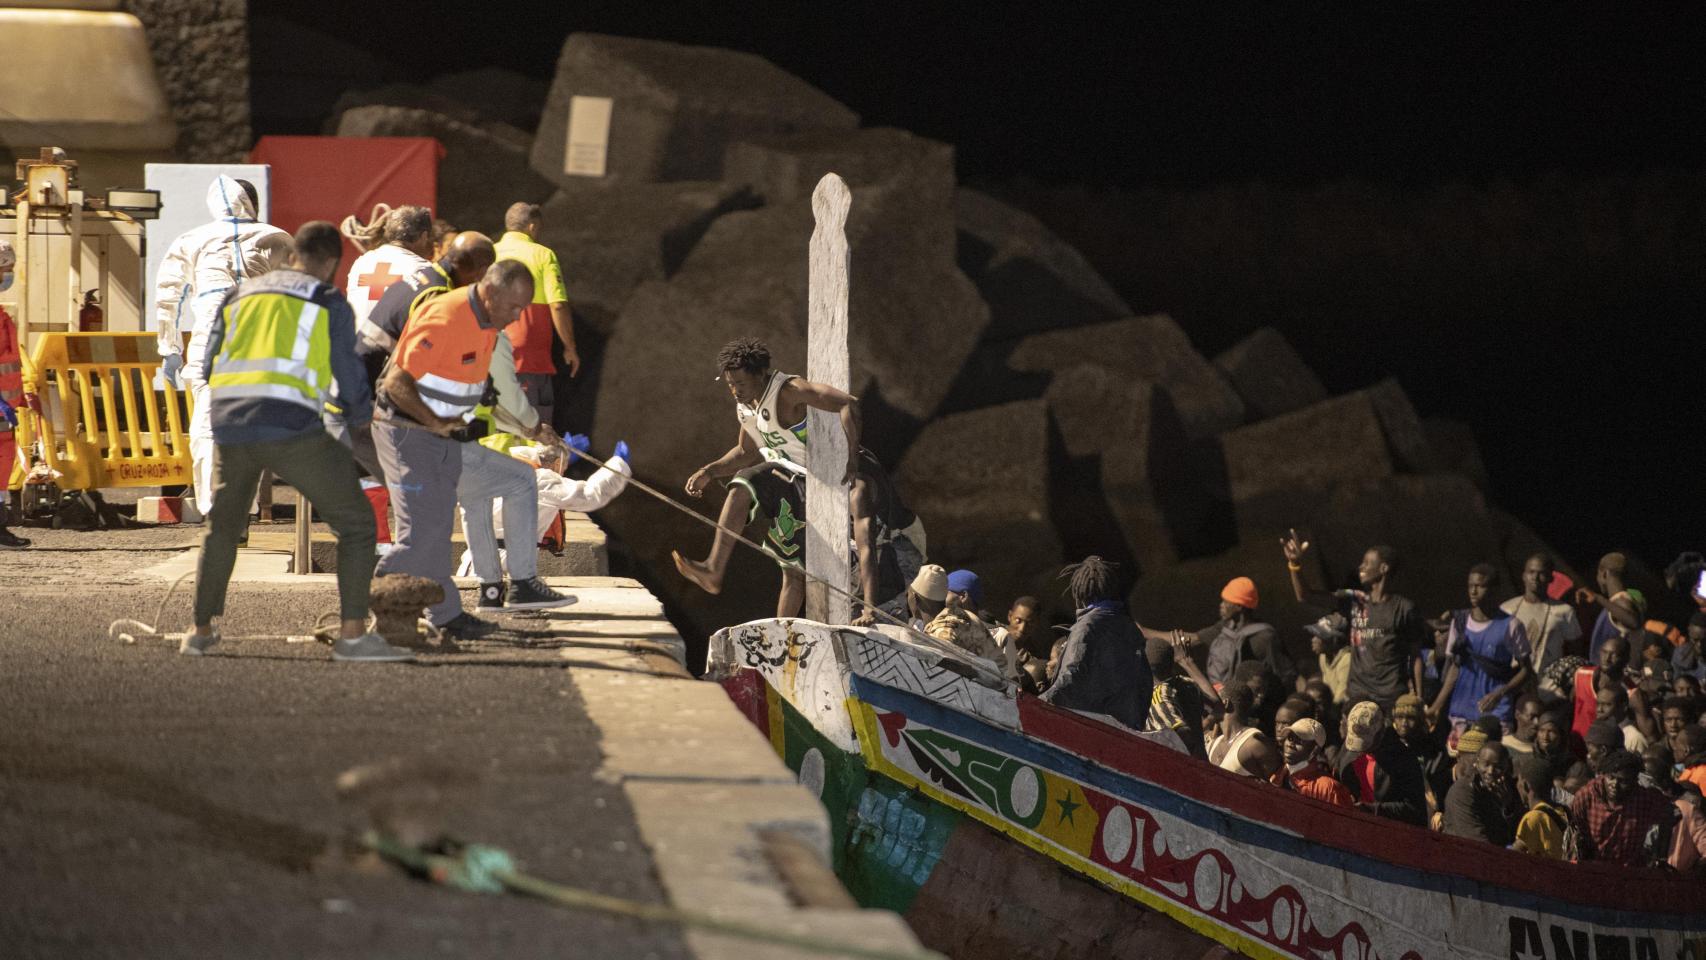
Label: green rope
xmin=362 ymin=831 xmax=944 ymax=960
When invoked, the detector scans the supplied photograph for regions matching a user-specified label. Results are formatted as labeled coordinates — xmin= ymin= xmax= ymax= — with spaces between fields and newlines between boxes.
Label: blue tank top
xmin=1448 ymin=612 xmax=1520 ymax=726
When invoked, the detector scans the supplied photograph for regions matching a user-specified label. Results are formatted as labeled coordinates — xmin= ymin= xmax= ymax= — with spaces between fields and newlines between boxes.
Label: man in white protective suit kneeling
xmin=456 ymin=438 xmax=632 ymax=581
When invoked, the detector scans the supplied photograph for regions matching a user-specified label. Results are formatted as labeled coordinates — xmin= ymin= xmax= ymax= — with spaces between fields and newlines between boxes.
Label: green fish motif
xmin=769 ymin=499 xmax=805 ymax=557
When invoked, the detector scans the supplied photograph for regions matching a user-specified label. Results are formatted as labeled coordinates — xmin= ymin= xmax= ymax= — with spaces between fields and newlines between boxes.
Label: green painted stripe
xmin=765 ymin=685 xmax=961 ymax=917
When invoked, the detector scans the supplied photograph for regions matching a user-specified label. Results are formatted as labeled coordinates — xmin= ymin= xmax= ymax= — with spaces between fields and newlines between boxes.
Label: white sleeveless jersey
xmin=735 ymin=370 xmax=808 ymax=469
xmin=345 ymin=244 xmax=430 ymax=330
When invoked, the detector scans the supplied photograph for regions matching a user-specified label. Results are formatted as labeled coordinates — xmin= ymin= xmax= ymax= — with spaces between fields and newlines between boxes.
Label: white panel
xmin=142 ymin=164 xmax=271 ymax=330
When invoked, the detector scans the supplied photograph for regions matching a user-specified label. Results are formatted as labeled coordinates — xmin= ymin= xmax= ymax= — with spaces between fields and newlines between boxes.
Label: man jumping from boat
xmin=673 ymin=337 xmax=924 ymax=621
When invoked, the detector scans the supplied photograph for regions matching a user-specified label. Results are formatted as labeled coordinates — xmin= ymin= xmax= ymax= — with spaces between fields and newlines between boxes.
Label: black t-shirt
xmin=1336 ymin=589 xmax=1424 ymax=710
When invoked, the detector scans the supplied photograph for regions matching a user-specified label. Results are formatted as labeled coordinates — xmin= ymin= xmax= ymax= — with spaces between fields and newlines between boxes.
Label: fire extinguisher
xmin=79 ymin=289 xmax=102 ymax=333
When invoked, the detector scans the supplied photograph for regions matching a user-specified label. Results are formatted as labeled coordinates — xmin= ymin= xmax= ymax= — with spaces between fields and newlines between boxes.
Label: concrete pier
xmin=0 ymin=521 xmax=922 ymax=959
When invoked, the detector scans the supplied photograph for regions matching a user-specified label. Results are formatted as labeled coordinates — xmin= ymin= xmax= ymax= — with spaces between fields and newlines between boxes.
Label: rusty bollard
xmin=369 ymin=574 xmax=446 ymax=650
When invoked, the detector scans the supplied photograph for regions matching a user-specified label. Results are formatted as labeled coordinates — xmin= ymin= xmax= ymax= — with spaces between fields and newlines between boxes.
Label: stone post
xmin=805 ymin=173 xmax=852 ymax=625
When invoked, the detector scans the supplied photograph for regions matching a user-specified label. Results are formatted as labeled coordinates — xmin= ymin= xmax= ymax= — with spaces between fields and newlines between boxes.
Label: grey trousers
xmin=373 ymin=421 xmax=463 ymax=626
xmin=327 ymin=414 xmax=385 ymax=484
xmin=195 ymin=429 xmax=376 ymax=626
xmin=458 ymin=441 xmax=539 ymax=584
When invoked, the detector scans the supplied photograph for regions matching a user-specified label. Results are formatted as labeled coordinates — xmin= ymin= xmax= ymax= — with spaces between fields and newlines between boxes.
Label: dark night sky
xmin=257 ymin=3 xmax=1705 ymax=576
xmin=261 ymin=4 xmax=1706 ymax=187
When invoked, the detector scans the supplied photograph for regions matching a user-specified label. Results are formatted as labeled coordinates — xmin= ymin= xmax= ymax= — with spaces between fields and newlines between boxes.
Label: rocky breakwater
xmin=331 ymin=33 xmax=1562 ymax=657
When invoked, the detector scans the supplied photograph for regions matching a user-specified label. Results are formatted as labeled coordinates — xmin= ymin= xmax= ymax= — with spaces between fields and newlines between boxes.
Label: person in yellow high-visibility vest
xmin=181 ymin=221 xmax=413 ymax=662
xmin=494 ymin=202 xmax=579 ymax=426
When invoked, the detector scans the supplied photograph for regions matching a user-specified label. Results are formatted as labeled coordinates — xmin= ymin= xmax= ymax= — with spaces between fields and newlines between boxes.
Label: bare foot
xmin=672 ymin=550 xmax=723 ymax=595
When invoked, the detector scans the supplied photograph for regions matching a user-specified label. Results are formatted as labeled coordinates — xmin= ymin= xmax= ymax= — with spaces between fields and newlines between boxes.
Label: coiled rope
xmin=339 ymin=203 xmax=394 ymax=253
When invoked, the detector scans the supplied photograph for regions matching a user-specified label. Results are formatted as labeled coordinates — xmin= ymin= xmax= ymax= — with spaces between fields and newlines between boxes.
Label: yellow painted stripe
xmin=846 ymin=700 xmax=1294 ymax=960
xmin=766 ymin=682 xmax=786 ymax=759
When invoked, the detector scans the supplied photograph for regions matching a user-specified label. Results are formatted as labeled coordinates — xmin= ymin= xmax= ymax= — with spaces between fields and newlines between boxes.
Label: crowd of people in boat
xmin=892 ymin=545 xmax=1706 ymax=875
xmin=665 ymin=337 xmax=1703 ymax=873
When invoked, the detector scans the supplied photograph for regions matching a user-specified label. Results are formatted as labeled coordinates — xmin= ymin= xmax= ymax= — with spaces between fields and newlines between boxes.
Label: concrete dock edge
xmin=573 ymin=640 xmax=924 ymax=960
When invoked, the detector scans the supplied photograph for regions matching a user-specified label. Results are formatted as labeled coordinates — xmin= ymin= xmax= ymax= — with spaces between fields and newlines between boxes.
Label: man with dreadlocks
xmin=673 ymin=337 xmax=924 ymax=620
xmin=1039 ymin=556 xmax=1153 ymax=730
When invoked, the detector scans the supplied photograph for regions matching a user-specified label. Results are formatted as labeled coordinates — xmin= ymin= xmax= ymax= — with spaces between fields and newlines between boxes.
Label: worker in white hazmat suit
xmin=455 ymin=440 xmax=633 ymax=578
xmin=154 ymin=175 xmax=291 ymax=515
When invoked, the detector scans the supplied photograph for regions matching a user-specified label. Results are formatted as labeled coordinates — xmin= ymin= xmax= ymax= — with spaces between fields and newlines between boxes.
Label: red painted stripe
xmin=1015 ymin=696 xmax=1706 ymax=914
xmin=719 ymin=672 xmax=768 ymax=735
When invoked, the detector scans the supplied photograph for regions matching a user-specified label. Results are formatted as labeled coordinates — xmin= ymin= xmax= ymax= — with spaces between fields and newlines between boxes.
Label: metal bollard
xmin=294 ymin=494 xmax=310 ymax=575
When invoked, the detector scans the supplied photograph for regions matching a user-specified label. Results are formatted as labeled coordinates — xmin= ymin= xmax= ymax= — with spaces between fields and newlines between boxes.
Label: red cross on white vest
xmin=357 ymin=261 xmax=404 ymax=301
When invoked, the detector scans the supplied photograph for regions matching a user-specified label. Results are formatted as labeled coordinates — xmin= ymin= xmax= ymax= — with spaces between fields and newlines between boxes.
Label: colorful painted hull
xmin=709 ymin=618 xmax=1706 ymax=960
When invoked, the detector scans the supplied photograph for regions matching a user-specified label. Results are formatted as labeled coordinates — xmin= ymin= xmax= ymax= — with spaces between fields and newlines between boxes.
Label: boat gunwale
xmin=846 ymin=663 xmax=1706 ymax=923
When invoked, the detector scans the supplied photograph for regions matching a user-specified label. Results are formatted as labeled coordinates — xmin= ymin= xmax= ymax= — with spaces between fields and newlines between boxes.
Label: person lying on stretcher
xmin=457 ymin=435 xmax=632 ymax=576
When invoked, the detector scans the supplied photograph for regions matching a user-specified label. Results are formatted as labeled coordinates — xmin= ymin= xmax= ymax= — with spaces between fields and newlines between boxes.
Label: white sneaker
xmin=331 ymin=633 xmax=416 ymax=662
xmin=178 ymin=627 xmax=221 ymax=656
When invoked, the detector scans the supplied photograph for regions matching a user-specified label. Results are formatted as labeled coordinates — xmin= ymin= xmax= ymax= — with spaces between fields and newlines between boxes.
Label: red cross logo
xmin=357 ymin=262 xmax=404 ymax=301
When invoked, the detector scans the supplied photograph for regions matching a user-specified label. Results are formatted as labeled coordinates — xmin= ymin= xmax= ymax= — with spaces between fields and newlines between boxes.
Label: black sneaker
xmin=0 ymin=526 xmax=30 ymax=548
xmin=507 ymin=577 xmax=576 ymax=611
xmin=436 ymin=612 xmax=500 ymax=641
xmin=477 ymin=581 xmax=507 ymax=610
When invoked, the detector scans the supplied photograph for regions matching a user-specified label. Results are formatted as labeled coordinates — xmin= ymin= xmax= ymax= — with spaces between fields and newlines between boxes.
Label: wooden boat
xmin=708 ymin=617 xmax=1706 ymax=960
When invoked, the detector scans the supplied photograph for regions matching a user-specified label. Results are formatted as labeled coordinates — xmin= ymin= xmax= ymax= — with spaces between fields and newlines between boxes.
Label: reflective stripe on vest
xmin=414 ymin=370 xmax=484 ymax=419
xmin=209 ymin=294 xmax=331 ymax=413
xmin=357 ymin=316 xmax=397 ymax=354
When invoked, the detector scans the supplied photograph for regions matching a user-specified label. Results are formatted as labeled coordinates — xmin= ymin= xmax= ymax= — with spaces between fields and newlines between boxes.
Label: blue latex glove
xmin=613 ymin=440 xmax=630 ymax=463
xmin=0 ymin=399 xmax=14 ymax=429
xmin=563 ymin=432 xmax=590 ymax=464
xmin=160 ymin=352 xmax=183 ymax=388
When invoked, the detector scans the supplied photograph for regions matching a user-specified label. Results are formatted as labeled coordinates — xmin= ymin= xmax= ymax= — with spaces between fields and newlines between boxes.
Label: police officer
xmin=180 ymin=221 xmax=412 ymax=662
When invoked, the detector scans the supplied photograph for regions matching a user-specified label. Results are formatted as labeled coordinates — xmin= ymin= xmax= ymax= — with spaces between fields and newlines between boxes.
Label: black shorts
xmin=728 ymin=461 xmax=806 ymax=566
xmin=728 ymin=450 xmax=897 ymax=572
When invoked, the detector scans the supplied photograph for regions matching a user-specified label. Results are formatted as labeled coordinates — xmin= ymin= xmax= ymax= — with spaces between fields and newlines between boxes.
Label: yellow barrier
xmin=11 ymin=332 xmax=192 ymax=491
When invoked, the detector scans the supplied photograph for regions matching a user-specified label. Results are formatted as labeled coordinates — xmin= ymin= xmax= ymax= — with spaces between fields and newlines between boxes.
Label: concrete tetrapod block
xmin=724 ymin=126 xmax=956 ymax=211
xmin=1212 ymin=326 xmax=1328 ymax=423
xmin=531 ymin=33 xmax=858 ymax=187
xmin=1221 ymin=388 xmax=1398 ymax=540
xmin=1045 ymin=368 xmax=1219 ymax=571
xmin=328 ymin=83 xmax=493 ymax=133
xmin=533 ymin=181 xmax=758 ymax=336
xmin=1366 ymin=377 xmax=1437 ymax=473
xmin=335 ymin=105 xmax=555 ymax=236
xmin=1223 ymin=377 xmax=1439 ymax=540
xmin=956 ymin=187 xmax=1131 ymax=341
xmin=1010 ymin=314 xmax=1245 ymax=439
xmin=898 ymin=399 xmax=1050 ymax=527
xmin=424 ymin=67 xmax=548 ymax=131
xmin=1423 ymin=417 xmax=1490 ymax=490
xmin=895 ymin=398 xmax=1066 ymax=612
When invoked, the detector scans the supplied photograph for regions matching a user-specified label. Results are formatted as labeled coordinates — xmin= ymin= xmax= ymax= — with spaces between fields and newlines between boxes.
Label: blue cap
xmin=946 ymin=569 xmax=982 ymax=608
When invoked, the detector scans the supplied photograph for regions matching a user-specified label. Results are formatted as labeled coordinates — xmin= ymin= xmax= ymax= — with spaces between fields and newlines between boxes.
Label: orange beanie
xmin=1221 ymin=576 xmax=1259 ymax=610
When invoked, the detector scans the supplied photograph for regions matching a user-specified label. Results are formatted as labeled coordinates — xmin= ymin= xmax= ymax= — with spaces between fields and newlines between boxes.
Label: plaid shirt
xmin=1568 ymin=776 xmax=1674 ymax=867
